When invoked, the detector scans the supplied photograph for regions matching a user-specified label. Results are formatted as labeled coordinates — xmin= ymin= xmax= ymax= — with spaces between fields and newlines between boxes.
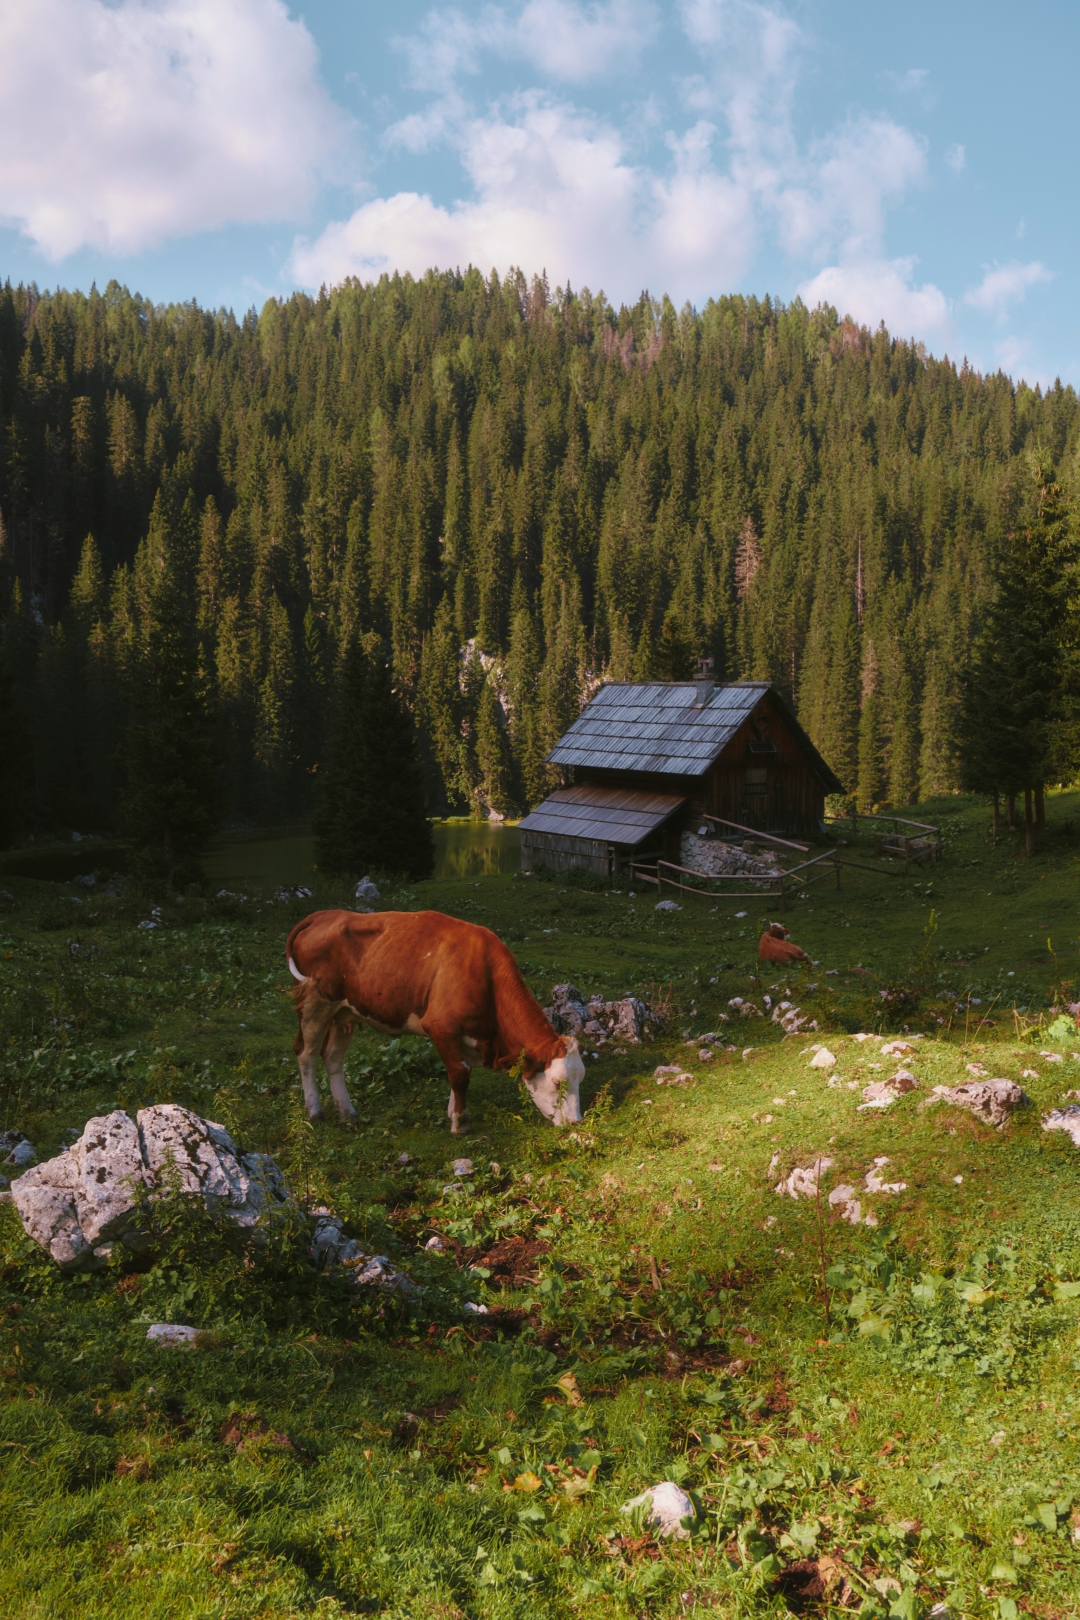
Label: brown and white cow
xmin=758 ymin=922 xmax=809 ymax=967
xmin=285 ymin=909 xmax=585 ymax=1134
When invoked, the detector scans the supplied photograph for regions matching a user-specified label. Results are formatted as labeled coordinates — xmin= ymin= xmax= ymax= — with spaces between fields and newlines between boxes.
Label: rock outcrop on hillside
xmin=544 ymin=983 xmax=651 ymax=1045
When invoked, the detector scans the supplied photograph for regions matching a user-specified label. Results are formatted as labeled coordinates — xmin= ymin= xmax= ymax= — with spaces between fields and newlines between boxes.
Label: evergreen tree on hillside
xmin=958 ymin=455 xmax=1079 ymax=850
xmin=119 ymin=516 xmax=221 ymax=884
xmin=314 ymin=637 xmax=434 ymax=880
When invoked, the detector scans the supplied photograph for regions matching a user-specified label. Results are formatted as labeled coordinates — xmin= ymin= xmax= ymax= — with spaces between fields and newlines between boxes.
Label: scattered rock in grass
xmin=853 ymin=1032 xmax=874 ymax=1043
xmin=310 ymin=1212 xmax=416 ymax=1294
xmin=881 ymin=1040 xmax=916 ymax=1057
xmin=925 ymin=1078 xmax=1031 ymax=1128
xmin=654 ymin=1065 xmax=691 ymax=1085
xmin=655 ymin=900 xmax=681 ymax=912
xmin=0 ymin=1131 xmax=28 ymax=1156
xmin=12 ymin=1106 xmax=293 ymax=1270
xmin=3 ymin=1139 xmax=36 ymax=1168
xmin=966 ymin=1063 xmax=989 ymax=1077
xmin=808 ymin=1047 xmax=836 ymax=1070
xmin=830 ymin=1185 xmax=878 ymax=1226
xmin=858 ymin=1070 xmax=918 ymax=1111
xmin=1042 ymin=1106 xmax=1080 ymax=1147
xmin=464 ymin=1301 xmax=489 ymax=1314
xmin=1022 ymin=1068 xmax=1039 ymax=1079
xmin=864 ymin=1157 xmax=907 ymax=1194
xmin=354 ymin=876 xmax=381 ymax=909
xmin=146 ymin=1324 xmax=201 ymax=1347
xmin=545 ymin=983 xmax=650 ymax=1043
xmin=623 ymin=1482 xmax=697 ymax=1539
xmin=1039 ymin=1051 xmax=1065 ymax=1064
xmin=777 ymin=1157 xmax=834 ymax=1199
xmin=451 ymin=1158 xmax=474 ymax=1177
xmin=424 ymin=1234 xmax=446 ymax=1250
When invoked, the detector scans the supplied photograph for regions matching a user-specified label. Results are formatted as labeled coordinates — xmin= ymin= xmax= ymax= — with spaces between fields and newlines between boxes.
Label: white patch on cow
xmin=405 ymin=1013 xmax=425 ymax=1035
xmin=287 ymin=956 xmax=304 ymax=982
xmin=525 ymin=1037 xmax=585 ymax=1127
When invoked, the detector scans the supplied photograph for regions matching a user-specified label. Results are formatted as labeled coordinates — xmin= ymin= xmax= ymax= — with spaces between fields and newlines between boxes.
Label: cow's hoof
xmin=337 ymin=1109 xmax=358 ymax=1125
xmin=306 ymin=1108 xmax=323 ymax=1123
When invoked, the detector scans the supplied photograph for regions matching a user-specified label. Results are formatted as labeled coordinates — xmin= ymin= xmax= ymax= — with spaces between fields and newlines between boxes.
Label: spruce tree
xmin=120 ymin=519 xmax=221 ymax=884
xmin=475 ymin=679 xmax=515 ymax=818
xmin=314 ymin=637 xmax=434 ymax=880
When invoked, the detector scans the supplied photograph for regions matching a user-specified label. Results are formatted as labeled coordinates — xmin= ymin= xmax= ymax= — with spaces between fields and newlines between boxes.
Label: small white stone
xmin=622 ymin=1481 xmax=696 ymax=1539
xmin=809 ymin=1047 xmax=836 ymax=1070
xmin=452 ymin=1158 xmax=474 ymax=1177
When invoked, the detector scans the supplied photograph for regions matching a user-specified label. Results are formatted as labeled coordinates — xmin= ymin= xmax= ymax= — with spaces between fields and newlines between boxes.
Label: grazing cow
xmin=285 ymin=910 xmax=584 ymax=1134
xmin=759 ymin=922 xmax=809 ymax=967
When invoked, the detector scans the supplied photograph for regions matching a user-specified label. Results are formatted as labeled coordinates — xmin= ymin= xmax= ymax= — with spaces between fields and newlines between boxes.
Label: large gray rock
xmin=11 ymin=1149 xmax=93 ymax=1268
xmin=11 ymin=1105 xmax=293 ymax=1270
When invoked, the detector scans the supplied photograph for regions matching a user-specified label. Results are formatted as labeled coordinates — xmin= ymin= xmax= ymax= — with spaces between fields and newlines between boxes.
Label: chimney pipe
xmin=692 ymin=656 xmax=715 ymax=707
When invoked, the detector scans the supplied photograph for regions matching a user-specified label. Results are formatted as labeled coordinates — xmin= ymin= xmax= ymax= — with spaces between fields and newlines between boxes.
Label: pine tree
xmin=314 ymin=638 xmax=434 ymax=880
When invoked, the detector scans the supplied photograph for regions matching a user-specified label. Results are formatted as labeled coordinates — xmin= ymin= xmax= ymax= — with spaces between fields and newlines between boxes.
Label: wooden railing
xmin=825 ymin=808 xmax=942 ymax=853
xmin=628 ymin=844 xmax=914 ymax=910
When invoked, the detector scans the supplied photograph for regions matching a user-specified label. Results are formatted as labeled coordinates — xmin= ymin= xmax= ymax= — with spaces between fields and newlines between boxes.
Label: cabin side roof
xmin=545 ymin=679 xmax=843 ymax=791
xmin=517 ymin=784 xmax=686 ymax=847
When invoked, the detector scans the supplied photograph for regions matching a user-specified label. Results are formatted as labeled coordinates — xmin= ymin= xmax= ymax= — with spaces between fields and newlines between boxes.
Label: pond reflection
xmin=202 ymin=822 xmax=520 ymax=888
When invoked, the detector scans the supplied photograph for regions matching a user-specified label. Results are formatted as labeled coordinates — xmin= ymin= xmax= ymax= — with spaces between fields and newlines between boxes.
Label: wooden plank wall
xmin=520 ymin=831 xmax=610 ymax=875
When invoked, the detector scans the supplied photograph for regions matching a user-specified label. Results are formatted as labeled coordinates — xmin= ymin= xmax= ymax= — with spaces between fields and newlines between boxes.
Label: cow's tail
xmin=285 ymin=918 xmax=315 ymax=1009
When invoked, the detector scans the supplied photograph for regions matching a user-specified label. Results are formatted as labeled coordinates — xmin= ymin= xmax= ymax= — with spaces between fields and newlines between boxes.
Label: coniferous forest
xmin=2 ymin=269 xmax=1080 ymax=862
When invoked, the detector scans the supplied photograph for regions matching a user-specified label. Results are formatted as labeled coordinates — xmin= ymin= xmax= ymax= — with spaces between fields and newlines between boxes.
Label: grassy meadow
xmin=3 ymin=795 xmax=1080 ymax=1617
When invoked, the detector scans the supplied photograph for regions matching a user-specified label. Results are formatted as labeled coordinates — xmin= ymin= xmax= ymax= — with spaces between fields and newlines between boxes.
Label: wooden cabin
xmin=518 ymin=673 xmax=843 ymax=877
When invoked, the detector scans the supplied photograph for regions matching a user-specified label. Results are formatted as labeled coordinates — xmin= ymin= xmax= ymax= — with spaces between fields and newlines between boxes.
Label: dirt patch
xmin=217 ymin=1412 xmax=310 ymax=1463
xmin=476 ymin=1235 xmax=551 ymax=1287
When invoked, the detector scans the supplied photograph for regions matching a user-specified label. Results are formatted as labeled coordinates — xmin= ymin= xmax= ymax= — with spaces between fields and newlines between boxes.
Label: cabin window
xmin=744 ymin=766 xmax=768 ymax=795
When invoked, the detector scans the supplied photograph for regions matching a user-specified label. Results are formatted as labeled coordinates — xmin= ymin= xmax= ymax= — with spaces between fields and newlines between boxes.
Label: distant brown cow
xmin=285 ymin=909 xmax=584 ymax=1134
xmin=759 ymin=922 xmax=809 ymax=967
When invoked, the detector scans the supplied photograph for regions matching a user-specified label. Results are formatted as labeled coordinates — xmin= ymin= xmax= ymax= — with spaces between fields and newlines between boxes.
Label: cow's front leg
xmin=322 ymin=1015 xmax=358 ymax=1122
xmin=293 ymin=995 xmax=336 ymax=1121
xmin=428 ymin=1032 xmax=473 ymax=1134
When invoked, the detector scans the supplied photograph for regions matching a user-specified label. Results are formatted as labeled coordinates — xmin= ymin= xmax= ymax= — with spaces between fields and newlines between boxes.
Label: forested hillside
xmin=1 ymin=269 xmax=1078 ymax=840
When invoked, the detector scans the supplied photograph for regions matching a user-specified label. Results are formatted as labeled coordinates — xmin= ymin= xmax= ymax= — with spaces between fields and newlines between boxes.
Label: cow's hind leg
xmin=428 ymin=1032 xmax=474 ymax=1135
xmin=322 ymin=1016 xmax=358 ymax=1122
xmin=293 ymin=990 xmax=337 ymax=1121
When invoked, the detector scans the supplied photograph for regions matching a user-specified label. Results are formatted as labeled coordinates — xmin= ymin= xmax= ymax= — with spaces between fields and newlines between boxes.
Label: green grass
xmin=3 ymin=793 xmax=1080 ymax=1617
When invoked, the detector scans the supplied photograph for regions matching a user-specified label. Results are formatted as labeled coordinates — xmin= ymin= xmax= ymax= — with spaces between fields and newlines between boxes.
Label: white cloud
xmin=393 ymin=1 xmax=658 ymax=94
xmin=515 ymin=0 xmax=660 ymax=81
xmin=777 ymin=116 xmax=927 ymax=260
xmin=797 ymin=257 xmax=952 ymax=347
xmin=0 ymin=0 xmax=347 ymax=259
xmin=964 ymin=260 xmax=1052 ymax=317
xmin=884 ymin=68 xmax=928 ymax=94
xmin=291 ymin=97 xmax=755 ymax=301
xmin=945 ymin=142 xmax=965 ymax=173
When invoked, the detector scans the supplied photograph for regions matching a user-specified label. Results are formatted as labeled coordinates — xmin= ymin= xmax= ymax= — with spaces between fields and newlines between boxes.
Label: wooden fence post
xmin=833 ymin=857 xmax=842 ymax=890
xmin=777 ymin=876 xmax=786 ymax=912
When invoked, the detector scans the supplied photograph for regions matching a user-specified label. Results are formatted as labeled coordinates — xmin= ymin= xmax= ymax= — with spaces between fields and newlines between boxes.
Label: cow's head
xmin=525 ymin=1036 xmax=584 ymax=1126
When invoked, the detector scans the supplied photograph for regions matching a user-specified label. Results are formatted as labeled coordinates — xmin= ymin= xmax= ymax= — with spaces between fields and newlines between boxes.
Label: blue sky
xmin=1 ymin=0 xmax=1075 ymax=387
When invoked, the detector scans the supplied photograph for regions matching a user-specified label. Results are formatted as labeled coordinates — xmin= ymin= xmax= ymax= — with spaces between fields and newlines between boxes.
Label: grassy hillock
xmin=2 ymin=795 xmax=1080 ymax=1617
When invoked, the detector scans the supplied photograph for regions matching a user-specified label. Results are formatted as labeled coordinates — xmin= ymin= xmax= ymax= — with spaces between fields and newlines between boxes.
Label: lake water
xmin=202 ymin=822 xmax=521 ymax=889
